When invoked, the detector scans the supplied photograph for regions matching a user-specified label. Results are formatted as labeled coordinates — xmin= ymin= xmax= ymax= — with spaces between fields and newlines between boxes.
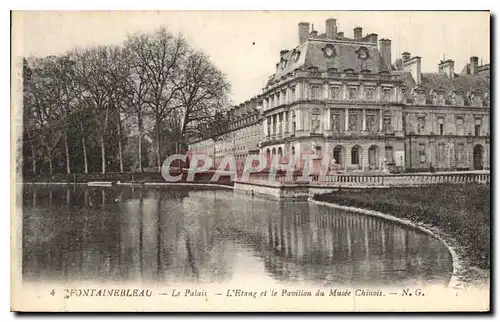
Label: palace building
xmin=188 ymin=18 xmax=490 ymax=174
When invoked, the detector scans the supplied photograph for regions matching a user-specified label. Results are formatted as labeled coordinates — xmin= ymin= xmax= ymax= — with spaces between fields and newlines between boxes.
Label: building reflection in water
xmin=22 ymin=185 xmax=453 ymax=287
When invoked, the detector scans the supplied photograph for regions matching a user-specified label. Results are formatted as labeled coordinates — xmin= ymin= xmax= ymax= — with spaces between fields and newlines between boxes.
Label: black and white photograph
xmin=10 ymin=10 xmax=491 ymax=312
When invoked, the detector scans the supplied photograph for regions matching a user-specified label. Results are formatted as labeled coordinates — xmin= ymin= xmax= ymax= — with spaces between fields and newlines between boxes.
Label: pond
xmin=21 ymin=185 xmax=453 ymax=288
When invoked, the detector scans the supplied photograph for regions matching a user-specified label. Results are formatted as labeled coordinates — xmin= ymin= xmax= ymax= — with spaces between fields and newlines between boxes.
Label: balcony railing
xmin=309 ymin=171 xmax=490 ymax=187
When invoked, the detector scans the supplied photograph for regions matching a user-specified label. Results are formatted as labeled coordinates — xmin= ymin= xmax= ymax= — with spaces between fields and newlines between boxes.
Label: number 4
xmin=50 ymin=289 xmax=55 ymax=296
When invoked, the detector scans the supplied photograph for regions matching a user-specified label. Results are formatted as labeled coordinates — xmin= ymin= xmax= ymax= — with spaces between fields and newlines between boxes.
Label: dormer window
xmin=456 ymin=117 xmax=464 ymax=135
xmin=322 ymin=44 xmax=336 ymax=59
xmin=344 ymin=68 xmax=355 ymax=76
xmin=291 ymin=50 xmax=301 ymax=62
xmin=356 ymin=46 xmax=370 ymax=60
xmin=280 ymin=58 xmax=288 ymax=70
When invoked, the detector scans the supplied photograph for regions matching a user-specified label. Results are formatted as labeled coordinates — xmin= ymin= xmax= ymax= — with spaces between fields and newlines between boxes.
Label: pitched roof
xmin=270 ymin=39 xmax=387 ymax=81
xmin=402 ymin=69 xmax=490 ymax=105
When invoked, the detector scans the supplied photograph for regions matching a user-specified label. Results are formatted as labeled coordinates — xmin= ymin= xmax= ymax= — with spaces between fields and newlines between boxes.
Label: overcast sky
xmin=14 ymin=11 xmax=490 ymax=104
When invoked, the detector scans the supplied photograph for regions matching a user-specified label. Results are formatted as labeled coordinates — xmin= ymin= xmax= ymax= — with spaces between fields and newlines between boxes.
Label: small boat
xmin=87 ymin=181 xmax=113 ymax=187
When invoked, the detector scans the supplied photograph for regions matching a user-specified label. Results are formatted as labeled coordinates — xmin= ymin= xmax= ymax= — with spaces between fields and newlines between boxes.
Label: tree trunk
xmin=31 ymin=142 xmax=36 ymax=175
xmin=213 ymin=144 xmax=216 ymax=170
xmin=117 ymin=116 xmax=124 ymax=173
xmin=100 ymin=134 xmax=106 ymax=174
xmin=64 ymin=132 xmax=71 ymax=174
xmin=48 ymin=156 xmax=53 ymax=175
xmin=138 ymin=117 xmax=143 ymax=173
xmin=82 ymin=135 xmax=88 ymax=174
xmin=155 ymin=118 xmax=162 ymax=173
xmin=80 ymin=121 xmax=88 ymax=174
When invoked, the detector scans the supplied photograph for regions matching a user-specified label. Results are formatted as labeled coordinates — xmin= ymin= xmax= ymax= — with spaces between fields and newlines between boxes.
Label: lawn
xmin=314 ymin=184 xmax=491 ymax=270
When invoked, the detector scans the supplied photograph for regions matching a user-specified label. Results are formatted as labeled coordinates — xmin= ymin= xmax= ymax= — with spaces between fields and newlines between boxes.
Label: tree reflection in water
xmin=22 ymin=185 xmax=453 ymax=287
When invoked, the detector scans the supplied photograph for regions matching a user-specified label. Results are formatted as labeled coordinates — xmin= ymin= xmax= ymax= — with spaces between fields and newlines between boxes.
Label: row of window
xmin=264 ymin=84 xmax=396 ymax=109
xmin=229 ymin=116 xmax=259 ymax=129
xmin=266 ymin=109 xmax=393 ymax=135
xmin=418 ymin=142 xmax=469 ymax=164
xmin=415 ymin=116 xmax=484 ymax=136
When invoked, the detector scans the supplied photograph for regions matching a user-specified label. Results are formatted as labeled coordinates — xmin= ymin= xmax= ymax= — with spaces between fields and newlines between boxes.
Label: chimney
xmin=365 ymin=33 xmax=378 ymax=44
xmin=403 ymin=55 xmax=422 ymax=86
xmin=379 ymin=38 xmax=392 ymax=71
xmin=354 ymin=27 xmax=362 ymax=41
xmin=438 ymin=59 xmax=455 ymax=79
xmin=325 ymin=18 xmax=337 ymax=39
xmin=470 ymin=56 xmax=478 ymax=75
xmin=298 ymin=22 xmax=310 ymax=44
xmin=337 ymin=31 xmax=344 ymax=39
xmin=402 ymin=52 xmax=411 ymax=61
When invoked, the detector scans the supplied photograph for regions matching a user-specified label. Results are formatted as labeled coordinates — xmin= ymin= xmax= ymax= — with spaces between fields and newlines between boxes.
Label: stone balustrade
xmin=309 ymin=171 xmax=490 ymax=188
xmin=234 ymin=170 xmax=489 ymax=199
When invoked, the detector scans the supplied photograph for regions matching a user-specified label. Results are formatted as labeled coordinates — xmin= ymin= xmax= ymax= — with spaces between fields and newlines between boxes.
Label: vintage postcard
xmin=11 ymin=10 xmax=491 ymax=312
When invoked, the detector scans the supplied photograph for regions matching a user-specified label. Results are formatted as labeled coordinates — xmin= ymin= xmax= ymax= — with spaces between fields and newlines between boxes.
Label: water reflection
xmin=22 ymin=185 xmax=453 ymax=287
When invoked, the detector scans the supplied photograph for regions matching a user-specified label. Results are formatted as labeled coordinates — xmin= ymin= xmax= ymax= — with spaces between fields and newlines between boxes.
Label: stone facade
xmin=188 ymin=18 xmax=490 ymax=173
xmin=189 ymin=97 xmax=263 ymax=170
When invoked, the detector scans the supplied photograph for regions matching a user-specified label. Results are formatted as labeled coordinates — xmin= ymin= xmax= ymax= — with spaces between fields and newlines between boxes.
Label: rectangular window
xmin=456 ymin=143 xmax=465 ymax=164
xmin=331 ymin=86 xmax=341 ymax=100
xmin=331 ymin=112 xmax=342 ymax=132
xmin=291 ymin=87 xmax=296 ymax=102
xmin=348 ymin=112 xmax=359 ymax=132
xmin=456 ymin=117 xmax=464 ymax=136
xmin=365 ymin=87 xmax=375 ymax=101
xmin=417 ymin=116 xmax=426 ymax=134
xmin=278 ymin=113 xmax=282 ymax=134
xmin=311 ymin=109 xmax=321 ymax=133
xmin=366 ymin=113 xmax=376 ymax=132
xmin=383 ymin=88 xmax=392 ymax=101
xmin=419 ymin=144 xmax=426 ymax=163
xmin=383 ymin=111 xmax=392 ymax=133
xmin=351 ymin=147 xmax=360 ymax=165
xmin=438 ymin=117 xmax=444 ymax=135
xmin=385 ymin=146 xmax=394 ymax=163
xmin=311 ymin=85 xmax=321 ymax=100
xmin=475 ymin=118 xmax=482 ymax=136
xmin=284 ymin=111 xmax=289 ymax=133
xmin=348 ymin=87 xmax=359 ymax=100
xmin=311 ymin=117 xmax=320 ymax=133
xmin=437 ymin=143 xmax=446 ymax=162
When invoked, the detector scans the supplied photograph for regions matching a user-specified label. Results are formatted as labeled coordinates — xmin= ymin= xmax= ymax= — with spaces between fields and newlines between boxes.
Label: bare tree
xmin=121 ymin=47 xmax=151 ymax=173
xmin=24 ymin=57 xmax=64 ymax=174
xmin=22 ymin=58 xmax=38 ymax=175
xmin=107 ymin=47 xmax=131 ymax=173
xmin=40 ymin=54 xmax=78 ymax=174
xmin=174 ymin=50 xmax=231 ymax=146
xmin=72 ymin=46 xmax=120 ymax=174
xmin=124 ymin=28 xmax=188 ymax=173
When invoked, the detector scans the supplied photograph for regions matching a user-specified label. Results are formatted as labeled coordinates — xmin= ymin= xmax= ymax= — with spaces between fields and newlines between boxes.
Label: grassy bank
xmin=314 ymin=184 xmax=490 ymax=270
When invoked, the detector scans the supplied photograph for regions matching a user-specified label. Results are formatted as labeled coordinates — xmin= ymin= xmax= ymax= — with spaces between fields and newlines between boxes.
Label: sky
xmin=13 ymin=11 xmax=490 ymax=105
